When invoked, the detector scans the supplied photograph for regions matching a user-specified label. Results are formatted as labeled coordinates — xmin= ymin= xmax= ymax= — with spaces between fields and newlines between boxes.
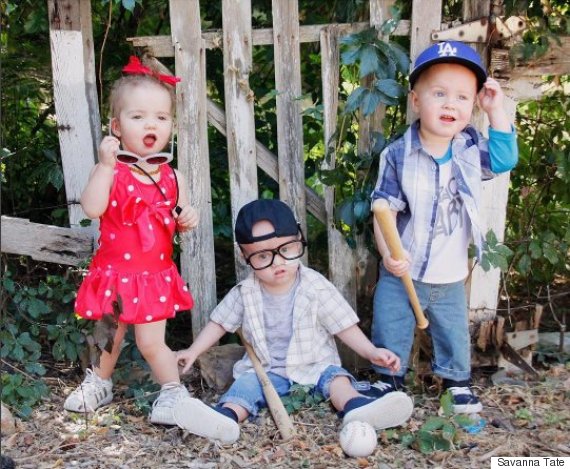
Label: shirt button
xmin=433 ymin=195 xmax=438 ymax=201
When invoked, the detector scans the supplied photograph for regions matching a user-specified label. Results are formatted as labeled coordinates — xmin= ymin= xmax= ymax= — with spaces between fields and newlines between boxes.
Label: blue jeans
xmin=372 ymin=266 xmax=470 ymax=381
xmin=218 ymin=365 xmax=356 ymax=417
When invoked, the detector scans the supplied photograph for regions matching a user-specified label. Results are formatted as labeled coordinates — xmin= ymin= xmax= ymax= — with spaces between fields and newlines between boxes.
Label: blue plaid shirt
xmin=371 ymin=120 xmax=517 ymax=281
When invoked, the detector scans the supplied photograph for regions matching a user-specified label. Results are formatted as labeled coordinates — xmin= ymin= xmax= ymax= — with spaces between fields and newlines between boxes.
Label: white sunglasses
xmin=108 ymin=120 xmax=175 ymax=166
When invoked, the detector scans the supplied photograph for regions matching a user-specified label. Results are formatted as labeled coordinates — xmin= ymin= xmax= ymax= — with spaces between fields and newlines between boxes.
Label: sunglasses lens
xmin=146 ymin=155 xmax=169 ymax=165
xmin=117 ymin=154 xmax=139 ymax=164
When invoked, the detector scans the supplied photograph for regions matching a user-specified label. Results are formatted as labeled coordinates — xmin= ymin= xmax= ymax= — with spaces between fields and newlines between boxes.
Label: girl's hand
xmin=369 ymin=348 xmax=401 ymax=373
xmin=175 ymin=205 xmax=199 ymax=232
xmin=98 ymin=136 xmax=120 ymax=169
xmin=383 ymin=250 xmax=411 ymax=278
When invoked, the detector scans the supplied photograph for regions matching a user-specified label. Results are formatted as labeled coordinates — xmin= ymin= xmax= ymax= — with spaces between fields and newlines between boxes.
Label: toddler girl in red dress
xmin=64 ymin=56 xmax=200 ymax=425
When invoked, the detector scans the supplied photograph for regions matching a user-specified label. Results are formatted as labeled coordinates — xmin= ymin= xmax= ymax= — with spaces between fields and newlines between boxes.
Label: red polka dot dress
xmin=74 ymin=163 xmax=194 ymax=324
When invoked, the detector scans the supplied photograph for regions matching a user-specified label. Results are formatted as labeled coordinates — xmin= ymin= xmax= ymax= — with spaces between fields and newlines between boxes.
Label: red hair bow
xmin=122 ymin=56 xmax=181 ymax=86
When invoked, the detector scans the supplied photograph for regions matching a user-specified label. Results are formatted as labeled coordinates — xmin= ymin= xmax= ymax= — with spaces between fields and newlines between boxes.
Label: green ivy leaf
xmin=517 ymin=253 xmax=531 ymax=274
xmin=360 ymin=89 xmax=382 ymax=116
xmin=359 ymin=45 xmax=381 ymax=78
xmin=344 ymin=86 xmax=367 ymax=114
xmin=421 ymin=416 xmax=447 ymax=432
xmin=376 ymin=78 xmax=405 ymax=98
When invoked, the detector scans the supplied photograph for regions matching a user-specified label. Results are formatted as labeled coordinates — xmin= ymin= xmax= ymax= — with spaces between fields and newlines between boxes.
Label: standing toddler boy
xmin=370 ymin=41 xmax=518 ymax=413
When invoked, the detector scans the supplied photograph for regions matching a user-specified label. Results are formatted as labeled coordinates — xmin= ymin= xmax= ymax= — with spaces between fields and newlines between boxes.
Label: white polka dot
xmin=160 ymin=253 xmax=165 ymax=261
xmin=111 ymin=200 xmax=117 ymax=207
xmin=143 ymin=271 xmax=149 ymax=275
xmin=159 ymin=296 xmax=166 ymax=303
xmin=169 ymin=174 xmax=175 ymax=179
xmin=148 ymin=224 xmax=153 ymax=230
xmin=124 ymin=253 xmax=131 ymax=260
xmin=128 ymin=185 xmax=134 ymax=192
xmin=165 ymin=201 xmax=171 ymax=206
xmin=114 ymin=169 xmax=119 ymax=175
xmin=164 ymin=218 xmax=170 ymax=225
xmin=174 ymin=304 xmax=180 ymax=311
xmin=161 ymin=187 xmax=166 ymax=193
xmin=136 ymin=197 xmax=142 ymax=203
xmin=121 ymin=277 xmax=128 ymax=283
xmin=165 ymin=276 xmax=171 ymax=282
xmin=74 ymin=301 xmax=78 ymax=308
xmin=87 ymin=272 xmax=92 ymax=276
xmin=133 ymin=297 xmax=138 ymax=304
xmin=104 ymin=290 xmax=112 ymax=297
xmin=105 ymin=270 xmax=112 ymax=277
xmin=86 ymin=310 xmax=93 ymax=317
xmin=145 ymin=315 xmax=153 ymax=321
xmin=110 ymin=233 xmax=116 ymax=240
xmin=183 ymin=285 xmax=188 ymax=292
xmin=107 ymin=265 xmax=112 ymax=269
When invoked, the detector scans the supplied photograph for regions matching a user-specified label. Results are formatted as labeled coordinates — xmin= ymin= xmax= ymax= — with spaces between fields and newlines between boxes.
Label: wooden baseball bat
xmin=237 ymin=330 xmax=295 ymax=441
xmin=372 ymin=199 xmax=429 ymax=329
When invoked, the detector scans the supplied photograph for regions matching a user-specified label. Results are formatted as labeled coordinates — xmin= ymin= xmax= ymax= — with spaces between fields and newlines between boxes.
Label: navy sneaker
xmin=443 ymin=380 xmax=483 ymax=414
xmin=362 ymin=375 xmax=405 ymax=399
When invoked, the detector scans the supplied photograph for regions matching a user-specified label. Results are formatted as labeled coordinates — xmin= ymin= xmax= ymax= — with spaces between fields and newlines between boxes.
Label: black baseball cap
xmin=235 ymin=199 xmax=300 ymax=244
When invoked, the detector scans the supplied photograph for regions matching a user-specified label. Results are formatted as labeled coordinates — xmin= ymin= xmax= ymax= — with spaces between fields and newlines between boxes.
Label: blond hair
xmin=109 ymin=56 xmax=177 ymax=119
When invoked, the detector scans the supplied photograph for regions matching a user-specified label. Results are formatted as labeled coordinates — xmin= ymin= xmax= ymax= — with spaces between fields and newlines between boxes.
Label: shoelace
xmin=448 ymin=386 xmax=473 ymax=396
xmin=72 ymin=369 xmax=99 ymax=394
xmin=371 ymin=381 xmax=393 ymax=391
xmin=153 ymin=383 xmax=184 ymax=409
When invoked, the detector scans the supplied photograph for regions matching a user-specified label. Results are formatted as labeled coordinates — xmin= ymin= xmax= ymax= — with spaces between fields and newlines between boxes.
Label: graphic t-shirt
xmin=423 ymin=155 xmax=470 ymax=283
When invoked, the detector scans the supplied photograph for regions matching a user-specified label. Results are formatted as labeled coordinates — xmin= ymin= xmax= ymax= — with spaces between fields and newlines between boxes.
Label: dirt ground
xmin=2 ymin=362 xmax=568 ymax=469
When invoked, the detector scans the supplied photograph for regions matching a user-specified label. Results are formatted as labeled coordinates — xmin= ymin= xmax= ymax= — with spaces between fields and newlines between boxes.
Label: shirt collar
xmin=410 ymin=120 xmax=424 ymax=152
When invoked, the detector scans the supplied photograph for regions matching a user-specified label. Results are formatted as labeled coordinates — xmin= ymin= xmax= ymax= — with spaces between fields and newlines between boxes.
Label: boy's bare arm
xmin=176 ymin=321 xmax=227 ymax=373
xmin=336 ymin=325 xmax=400 ymax=372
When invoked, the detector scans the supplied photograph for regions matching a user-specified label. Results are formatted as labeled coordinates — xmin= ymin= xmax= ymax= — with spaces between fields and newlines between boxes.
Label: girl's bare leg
xmin=135 ymin=320 xmax=179 ymax=384
xmin=93 ymin=321 xmax=128 ymax=380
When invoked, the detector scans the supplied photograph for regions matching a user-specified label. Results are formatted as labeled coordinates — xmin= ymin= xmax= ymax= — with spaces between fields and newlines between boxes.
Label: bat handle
xmin=372 ymin=199 xmax=429 ymax=329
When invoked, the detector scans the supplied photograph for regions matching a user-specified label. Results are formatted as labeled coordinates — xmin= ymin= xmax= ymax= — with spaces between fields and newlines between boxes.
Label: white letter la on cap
xmin=437 ymin=42 xmax=457 ymax=57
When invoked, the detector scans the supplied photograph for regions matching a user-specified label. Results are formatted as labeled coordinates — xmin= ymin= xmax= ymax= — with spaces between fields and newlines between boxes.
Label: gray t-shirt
xmin=260 ymin=273 xmax=299 ymax=378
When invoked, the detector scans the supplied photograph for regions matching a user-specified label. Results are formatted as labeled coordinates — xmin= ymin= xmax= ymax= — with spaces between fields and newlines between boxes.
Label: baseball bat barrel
xmin=237 ymin=330 xmax=295 ymax=440
xmin=372 ymin=199 xmax=429 ymax=329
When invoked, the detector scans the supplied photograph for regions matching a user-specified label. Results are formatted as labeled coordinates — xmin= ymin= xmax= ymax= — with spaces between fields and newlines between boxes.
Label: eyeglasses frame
xmin=240 ymin=229 xmax=307 ymax=271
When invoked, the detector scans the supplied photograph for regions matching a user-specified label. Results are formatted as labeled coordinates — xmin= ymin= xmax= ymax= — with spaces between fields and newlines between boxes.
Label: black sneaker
xmin=443 ymin=380 xmax=482 ymax=414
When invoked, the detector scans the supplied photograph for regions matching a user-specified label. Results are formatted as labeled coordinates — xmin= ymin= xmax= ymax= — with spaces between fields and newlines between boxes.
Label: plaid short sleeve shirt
xmin=210 ymin=264 xmax=359 ymax=385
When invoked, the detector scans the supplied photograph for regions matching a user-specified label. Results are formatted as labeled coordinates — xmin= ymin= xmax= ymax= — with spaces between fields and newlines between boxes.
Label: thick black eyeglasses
xmin=243 ymin=235 xmax=307 ymax=271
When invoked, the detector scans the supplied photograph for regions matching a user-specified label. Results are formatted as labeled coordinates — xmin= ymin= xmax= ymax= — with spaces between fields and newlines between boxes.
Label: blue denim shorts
xmin=218 ymin=365 xmax=357 ymax=417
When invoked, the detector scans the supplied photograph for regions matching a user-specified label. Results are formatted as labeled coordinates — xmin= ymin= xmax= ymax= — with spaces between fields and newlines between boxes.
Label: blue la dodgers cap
xmin=409 ymin=41 xmax=487 ymax=91
xmin=235 ymin=199 xmax=300 ymax=244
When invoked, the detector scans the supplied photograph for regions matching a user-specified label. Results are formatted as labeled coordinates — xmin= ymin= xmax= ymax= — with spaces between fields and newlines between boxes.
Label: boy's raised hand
xmin=478 ymin=77 xmax=511 ymax=132
xmin=369 ymin=348 xmax=401 ymax=373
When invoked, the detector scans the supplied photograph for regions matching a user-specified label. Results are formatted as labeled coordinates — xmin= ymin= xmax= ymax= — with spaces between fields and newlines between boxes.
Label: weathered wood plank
xmin=272 ymin=0 xmax=306 ymax=234
xmin=170 ymin=0 xmax=217 ymax=337
xmin=491 ymin=37 xmax=570 ymax=78
xmin=1 ymin=216 xmax=93 ymax=266
xmin=321 ymin=24 xmax=356 ymax=307
xmin=127 ymin=20 xmax=413 ymax=56
xmin=206 ymin=99 xmax=326 ymax=224
xmin=406 ymin=0 xmax=443 ymax=122
xmin=48 ymin=0 xmax=100 ymax=227
xmin=222 ymin=0 xmax=258 ymax=282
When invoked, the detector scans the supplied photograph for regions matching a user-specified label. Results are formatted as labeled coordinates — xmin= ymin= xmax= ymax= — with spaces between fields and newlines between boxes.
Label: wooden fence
xmin=3 ymin=0 xmax=567 ymax=345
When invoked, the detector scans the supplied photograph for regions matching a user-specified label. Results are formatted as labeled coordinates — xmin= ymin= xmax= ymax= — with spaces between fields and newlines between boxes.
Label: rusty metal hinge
xmin=432 ymin=16 xmax=526 ymax=43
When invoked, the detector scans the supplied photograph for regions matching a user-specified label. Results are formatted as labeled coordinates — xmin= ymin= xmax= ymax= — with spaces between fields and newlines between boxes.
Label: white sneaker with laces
xmin=174 ymin=395 xmax=240 ymax=444
xmin=64 ymin=368 xmax=113 ymax=412
xmin=343 ymin=391 xmax=414 ymax=430
xmin=150 ymin=382 xmax=190 ymax=425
